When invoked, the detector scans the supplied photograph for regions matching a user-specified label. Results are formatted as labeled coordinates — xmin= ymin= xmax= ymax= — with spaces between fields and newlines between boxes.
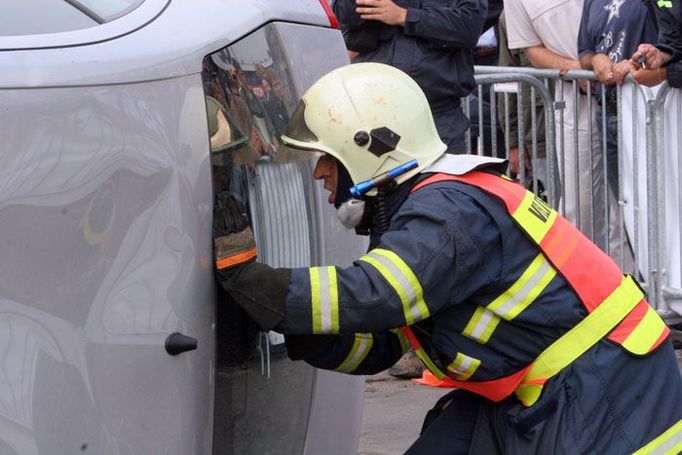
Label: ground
xmin=358 ymin=371 xmax=445 ymax=455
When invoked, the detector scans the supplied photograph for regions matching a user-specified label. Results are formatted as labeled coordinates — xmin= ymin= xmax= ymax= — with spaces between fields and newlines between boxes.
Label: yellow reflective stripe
xmin=621 ymin=306 xmax=668 ymax=355
xmin=462 ymin=254 xmax=556 ymax=343
xmin=391 ymin=328 xmax=410 ymax=354
xmin=310 ymin=267 xmax=339 ymax=334
xmin=462 ymin=307 xmax=501 ymax=343
xmin=511 ymin=191 xmax=557 ymax=243
xmin=412 ymin=347 xmax=446 ymax=380
xmin=489 ymin=254 xmax=557 ymax=320
xmin=359 ymin=248 xmax=429 ymax=325
xmin=634 ymin=419 xmax=682 ymax=455
xmin=335 ymin=333 xmax=373 ymax=373
xmin=446 ymin=353 xmax=481 ymax=381
xmin=515 ymin=276 xmax=643 ymax=406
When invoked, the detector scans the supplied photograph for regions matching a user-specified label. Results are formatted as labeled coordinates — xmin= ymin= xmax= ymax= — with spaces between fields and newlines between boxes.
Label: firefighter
xmin=215 ymin=62 xmax=682 ymax=454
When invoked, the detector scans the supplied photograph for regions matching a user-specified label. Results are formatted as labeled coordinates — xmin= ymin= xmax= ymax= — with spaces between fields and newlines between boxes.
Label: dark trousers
xmin=405 ymin=389 xmax=481 ymax=455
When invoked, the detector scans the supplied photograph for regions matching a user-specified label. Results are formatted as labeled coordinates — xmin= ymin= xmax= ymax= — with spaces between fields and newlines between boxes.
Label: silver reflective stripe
xmin=311 ymin=267 xmax=339 ymax=334
xmin=446 ymin=352 xmax=481 ymax=381
xmin=470 ymin=308 xmax=497 ymax=340
xmin=359 ymin=249 xmax=429 ymax=325
xmin=335 ymin=334 xmax=373 ymax=373
xmin=318 ymin=268 xmax=332 ymax=332
xmin=494 ymin=258 xmax=553 ymax=318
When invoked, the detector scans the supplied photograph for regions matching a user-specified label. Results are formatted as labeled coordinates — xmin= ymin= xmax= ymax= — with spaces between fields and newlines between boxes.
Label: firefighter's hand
xmin=214 ymin=192 xmax=257 ymax=270
xmin=216 ymin=261 xmax=291 ymax=331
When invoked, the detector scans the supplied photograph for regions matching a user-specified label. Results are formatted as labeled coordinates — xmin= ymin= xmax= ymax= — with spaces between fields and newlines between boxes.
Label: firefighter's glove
xmin=216 ymin=261 xmax=290 ymax=331
xmin=214 ymin=192 xmax=257 ymax=270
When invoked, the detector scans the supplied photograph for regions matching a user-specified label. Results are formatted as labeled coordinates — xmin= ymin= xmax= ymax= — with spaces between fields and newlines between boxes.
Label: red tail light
xmin=318 ymin=0 xmax=339 ymax=29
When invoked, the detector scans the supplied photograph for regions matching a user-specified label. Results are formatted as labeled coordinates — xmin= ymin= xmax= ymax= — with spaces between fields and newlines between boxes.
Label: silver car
xmin=0 ymin=1 xmax=366 ymax=454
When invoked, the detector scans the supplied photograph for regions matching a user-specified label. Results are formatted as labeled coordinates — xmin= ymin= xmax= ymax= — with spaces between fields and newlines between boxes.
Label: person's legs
xmin=405 ymin=389 xmax=483 ymax=455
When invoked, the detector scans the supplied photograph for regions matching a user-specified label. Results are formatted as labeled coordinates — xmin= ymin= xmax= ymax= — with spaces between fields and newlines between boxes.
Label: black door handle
xmin=165 ymin=332 xmax=198 ymax=356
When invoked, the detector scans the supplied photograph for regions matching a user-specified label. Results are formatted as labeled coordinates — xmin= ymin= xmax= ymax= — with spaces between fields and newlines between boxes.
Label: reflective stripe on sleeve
xmin=633 ymin=419 xmax=682 ymax=454
xmin=310 ymin=266 xmax=339 ymax=334
xmin=335 ymin=333 xmax=374 ymax=373
xmin=463 ymin=253 xmax=557 ymax=343
xmin=446 ymin=352 xmax=481 ymax=381
xmin=359 ymin=248 xmax=430 ymax=325
xmin=463 ymin=307 xmax=501 ymax=343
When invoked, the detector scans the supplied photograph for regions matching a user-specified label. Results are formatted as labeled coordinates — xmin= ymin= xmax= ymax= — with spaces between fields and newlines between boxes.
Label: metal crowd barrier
xmin=463 ymin=66 xmax=682 ymax=324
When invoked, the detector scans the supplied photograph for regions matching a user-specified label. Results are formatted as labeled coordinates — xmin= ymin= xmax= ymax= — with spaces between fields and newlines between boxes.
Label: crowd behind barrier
xmin=463 ymin=66 xmax=682 ymax=326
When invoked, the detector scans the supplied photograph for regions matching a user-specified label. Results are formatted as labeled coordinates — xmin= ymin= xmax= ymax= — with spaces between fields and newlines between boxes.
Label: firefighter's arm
xmin=276 ymin=185 xmax=498 ymax=335
xmin=284 ymin=331 xmax=406 ymax=375
xmin=219 ymin=185 xmax=498 ymax=336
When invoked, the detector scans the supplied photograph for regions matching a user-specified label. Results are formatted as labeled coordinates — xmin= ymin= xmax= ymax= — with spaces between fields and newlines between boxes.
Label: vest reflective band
xmin=402 ymin=172 xmax=669 ymax=405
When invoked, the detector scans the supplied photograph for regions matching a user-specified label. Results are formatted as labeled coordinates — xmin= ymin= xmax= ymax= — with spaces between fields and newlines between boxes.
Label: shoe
xmin=388 ymin=350 xmax=425 ymax=379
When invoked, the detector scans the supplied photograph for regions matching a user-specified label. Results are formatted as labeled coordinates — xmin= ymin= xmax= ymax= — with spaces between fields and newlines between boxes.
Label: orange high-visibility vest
xmin=403 ymin=171 xmax=669 ymax=406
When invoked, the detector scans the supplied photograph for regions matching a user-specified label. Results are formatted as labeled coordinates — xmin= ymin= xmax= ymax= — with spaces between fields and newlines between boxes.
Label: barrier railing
xmin=464 ymin=66 xmax=682 ymax=323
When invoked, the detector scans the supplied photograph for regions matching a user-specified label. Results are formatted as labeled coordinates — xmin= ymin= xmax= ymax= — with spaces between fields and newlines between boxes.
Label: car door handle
xmin=165 ymin=332 xmax=198 ymax=356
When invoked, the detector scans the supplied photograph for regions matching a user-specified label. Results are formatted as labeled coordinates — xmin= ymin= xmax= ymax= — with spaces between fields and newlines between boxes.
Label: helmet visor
xmin=282 ymin=99 xmax=319 ymax=148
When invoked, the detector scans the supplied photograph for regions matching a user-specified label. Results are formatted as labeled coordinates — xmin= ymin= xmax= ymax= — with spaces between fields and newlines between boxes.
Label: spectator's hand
xmin=577 ymin=78 xmax=597 ymax=94
xmin=355 ymin=0 xmax=407 ymax=26
xmin=631 ymin=66 xmax=667 ymax=87
xmin=507 ymin=146 xmax=532 ymax=175
xmin=632 ymin=44 xmax=672 ymax=70
xmin=612 ymin=60 xmax=632 ymax=84
xmin=592 ymin=54 xmax=615 ymax=85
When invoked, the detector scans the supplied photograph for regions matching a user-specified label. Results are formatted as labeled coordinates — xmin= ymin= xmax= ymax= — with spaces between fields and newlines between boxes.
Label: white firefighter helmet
xmin=281 ymin=62 xmax=446 ymax=195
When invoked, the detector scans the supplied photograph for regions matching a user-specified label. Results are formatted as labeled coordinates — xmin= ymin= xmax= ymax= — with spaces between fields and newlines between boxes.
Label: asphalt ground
xmin=358 ymin=371 xmax=446 ymax=455
xmin=358 ymin=350 xmax=682 ymax=455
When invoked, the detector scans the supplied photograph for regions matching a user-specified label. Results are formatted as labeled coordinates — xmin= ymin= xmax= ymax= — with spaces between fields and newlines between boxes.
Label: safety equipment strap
xmin=401 ymin=171 xmax=669 ymax=406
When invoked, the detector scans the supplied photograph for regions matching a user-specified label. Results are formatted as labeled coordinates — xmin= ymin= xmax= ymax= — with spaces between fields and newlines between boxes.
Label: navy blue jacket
xmin=332 ymin=0 xmax=487 ymax=150
xmin=279 ymin=174 xmax=682 ymax=452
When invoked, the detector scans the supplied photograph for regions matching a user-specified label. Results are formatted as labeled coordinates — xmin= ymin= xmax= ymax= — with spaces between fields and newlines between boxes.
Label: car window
xmin=0 ymin=0 xmax=144 ymax=36
xmin=0 ymin=0 xmax=97 ymax=36
xmin=204 ymin=24 xmax=320 ymax=455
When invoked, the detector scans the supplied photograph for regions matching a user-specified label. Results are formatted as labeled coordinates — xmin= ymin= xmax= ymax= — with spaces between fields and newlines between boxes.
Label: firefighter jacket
xmin=277 ymin=155 xmax=682 ymax=453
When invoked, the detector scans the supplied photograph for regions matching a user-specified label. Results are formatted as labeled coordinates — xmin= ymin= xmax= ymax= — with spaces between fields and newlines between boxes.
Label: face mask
xmin=336 ymin=198 xmax=366 ymax=228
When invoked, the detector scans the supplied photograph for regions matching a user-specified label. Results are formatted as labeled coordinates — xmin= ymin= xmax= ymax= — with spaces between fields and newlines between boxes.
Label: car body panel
xmin=0 ymin=0 xmax=330 ymax=85
xmin=0 ymin=3 xmax=365 ymax=454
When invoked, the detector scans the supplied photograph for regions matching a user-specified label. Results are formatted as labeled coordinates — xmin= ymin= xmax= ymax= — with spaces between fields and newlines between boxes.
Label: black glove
xmin=214 ymin=192 xmax=257 ymax=270
xmin=216 ymin=261 xmax=291 ymax=332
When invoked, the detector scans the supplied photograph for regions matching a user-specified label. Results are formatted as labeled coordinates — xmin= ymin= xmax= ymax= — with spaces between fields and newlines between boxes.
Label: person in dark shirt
xmin=332 ymin=0 xmax=487 ymax=153
xmin=578 ymin=0 xmax=658 ymax=196
xmin=631 ymin=0 xmax=682 ymax=87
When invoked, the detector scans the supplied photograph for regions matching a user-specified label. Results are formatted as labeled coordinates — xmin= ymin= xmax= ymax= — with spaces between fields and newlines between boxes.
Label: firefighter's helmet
xmin=281 ymin=63 xmax=446 ymax=195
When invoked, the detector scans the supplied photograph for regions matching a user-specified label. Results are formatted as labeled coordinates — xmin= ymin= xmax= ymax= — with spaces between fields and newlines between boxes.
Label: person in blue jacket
xmin=331 ymin=0 xmax=490 ymax=154
xmin=215 ymin=62 xmax=682 ymax=454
